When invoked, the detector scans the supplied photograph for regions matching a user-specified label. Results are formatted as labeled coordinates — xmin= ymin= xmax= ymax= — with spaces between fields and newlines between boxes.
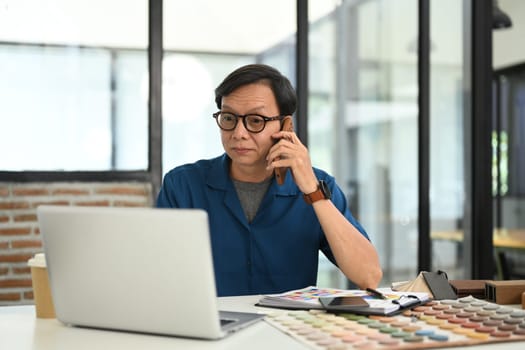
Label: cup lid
xmin=28 ymin=253 xmax=46 ymax=268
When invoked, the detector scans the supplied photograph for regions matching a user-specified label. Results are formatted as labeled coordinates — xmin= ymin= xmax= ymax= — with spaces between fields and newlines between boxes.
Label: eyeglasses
xmin=212 ymin=111 xmax=285 ymax=133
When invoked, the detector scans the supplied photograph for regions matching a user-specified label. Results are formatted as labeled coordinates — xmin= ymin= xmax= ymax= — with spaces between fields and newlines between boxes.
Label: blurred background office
xmin=0 ymin=0 xmax=524 ymax=305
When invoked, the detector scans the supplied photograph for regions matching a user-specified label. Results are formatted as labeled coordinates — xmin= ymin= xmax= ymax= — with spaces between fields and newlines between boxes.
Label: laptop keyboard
xmin=220 ymin=318 xmax=236 ymax=327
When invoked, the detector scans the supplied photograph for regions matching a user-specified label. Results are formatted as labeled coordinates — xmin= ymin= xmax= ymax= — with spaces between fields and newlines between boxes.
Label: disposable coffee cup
xmin=28 ymin=253 xmax=56 ymax=318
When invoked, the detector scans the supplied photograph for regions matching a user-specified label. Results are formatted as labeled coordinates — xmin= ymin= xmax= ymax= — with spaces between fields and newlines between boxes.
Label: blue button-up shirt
xmin=156 ymin=154 xmax=369 ymax=296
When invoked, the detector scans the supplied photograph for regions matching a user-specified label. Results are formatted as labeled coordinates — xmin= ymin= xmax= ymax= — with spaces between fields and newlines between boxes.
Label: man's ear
xmin=279 ymin=116 xmax=294 ymax=132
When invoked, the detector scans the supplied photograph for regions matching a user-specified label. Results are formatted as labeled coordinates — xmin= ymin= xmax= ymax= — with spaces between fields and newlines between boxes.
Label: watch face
xmin=319 ymin=180 xmax=331 ymax=199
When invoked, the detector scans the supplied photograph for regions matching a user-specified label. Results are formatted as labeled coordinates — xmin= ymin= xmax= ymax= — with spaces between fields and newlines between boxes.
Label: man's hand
xmin=267 ymin=130 xmax=318 ymax=193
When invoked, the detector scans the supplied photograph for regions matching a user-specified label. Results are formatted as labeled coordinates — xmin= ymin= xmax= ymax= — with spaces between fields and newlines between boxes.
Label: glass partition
xmin=309 ymin=0 xmax=419 ymax=287
xmin=428 ymin=0 xmax=468 ymax=278
xmin=492 ymin=0 xmax=525 ymax=280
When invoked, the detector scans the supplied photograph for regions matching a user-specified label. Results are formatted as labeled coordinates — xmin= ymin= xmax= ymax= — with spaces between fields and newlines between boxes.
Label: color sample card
xmin=265 ymin=295 xmax=525 ymax=349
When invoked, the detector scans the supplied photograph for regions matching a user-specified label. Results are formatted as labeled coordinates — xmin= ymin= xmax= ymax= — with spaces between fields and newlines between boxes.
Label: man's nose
xmin=232 ymin=118 xmax=249 ymax=138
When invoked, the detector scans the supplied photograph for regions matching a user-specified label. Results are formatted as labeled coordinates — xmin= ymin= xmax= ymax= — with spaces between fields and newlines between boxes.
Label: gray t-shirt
xmin=232 ymin=178 xmax=272 ymax=222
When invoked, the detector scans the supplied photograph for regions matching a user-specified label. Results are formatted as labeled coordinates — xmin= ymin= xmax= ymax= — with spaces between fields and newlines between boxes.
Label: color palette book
xmin=257 ymin=286 xmax=351 ymax=309
xmin=257 ymin=286 xmax=430 ymax=312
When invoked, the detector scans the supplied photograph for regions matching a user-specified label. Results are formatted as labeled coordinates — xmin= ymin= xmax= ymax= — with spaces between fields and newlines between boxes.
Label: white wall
xmin=494 ymin=0 xmax=525 ymax=69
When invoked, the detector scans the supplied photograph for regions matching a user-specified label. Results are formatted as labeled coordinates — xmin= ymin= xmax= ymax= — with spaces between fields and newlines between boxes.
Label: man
xmin=157 ymin=64 xmax=382 ymax=296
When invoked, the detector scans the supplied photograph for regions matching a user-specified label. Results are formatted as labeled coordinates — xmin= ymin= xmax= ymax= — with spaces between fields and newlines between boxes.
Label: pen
xmin=365 ymin=288 xmax=387 ymax=299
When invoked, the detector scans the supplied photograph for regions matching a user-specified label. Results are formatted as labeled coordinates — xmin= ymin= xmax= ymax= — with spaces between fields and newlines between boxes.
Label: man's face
xmin=219 ymin=83 xmax=282 ymax=174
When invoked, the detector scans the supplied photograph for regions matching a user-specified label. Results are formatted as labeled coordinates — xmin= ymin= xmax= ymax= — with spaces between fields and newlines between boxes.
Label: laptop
xmin=37 ymin=205 xmax=264 ymax=339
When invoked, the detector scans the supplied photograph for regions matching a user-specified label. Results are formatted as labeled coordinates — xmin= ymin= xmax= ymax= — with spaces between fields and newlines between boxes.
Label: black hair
xmin=214 ymin=64 xmax=297 ymax=116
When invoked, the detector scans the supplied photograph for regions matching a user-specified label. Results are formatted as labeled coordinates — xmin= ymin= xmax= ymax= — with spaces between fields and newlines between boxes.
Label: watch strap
xmin=303 ymin=182 xmax=327 ymax=204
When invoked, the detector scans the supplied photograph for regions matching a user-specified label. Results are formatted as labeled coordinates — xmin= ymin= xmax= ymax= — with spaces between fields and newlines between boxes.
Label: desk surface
xmin=0 ymin=296 xmax=303 ymax=350
xmin=1 ymin=295 xmax=524 ymax=350
xmin=432 ymin=228 xmax=525 ymax=249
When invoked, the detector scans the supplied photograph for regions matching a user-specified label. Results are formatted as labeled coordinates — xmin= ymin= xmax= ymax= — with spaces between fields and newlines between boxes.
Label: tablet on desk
xmin=320 ymin=291 xmax=430 ymax=316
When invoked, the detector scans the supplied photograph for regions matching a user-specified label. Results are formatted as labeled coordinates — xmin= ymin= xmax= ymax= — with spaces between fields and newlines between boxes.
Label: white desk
xmin=0 ymin=296 xmax=303 ymax=350
xmin=0 ymin=295 xmax=524 ymax=350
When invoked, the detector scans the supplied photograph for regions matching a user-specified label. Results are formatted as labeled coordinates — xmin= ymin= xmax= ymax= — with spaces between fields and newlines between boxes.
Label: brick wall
xmin=0 ymin=182 xmax=153 ymax=305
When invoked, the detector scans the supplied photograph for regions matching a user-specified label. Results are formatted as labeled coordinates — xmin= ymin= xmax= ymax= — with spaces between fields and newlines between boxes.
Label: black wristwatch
xmin=303 ymin=180 xmax=331 ymax=204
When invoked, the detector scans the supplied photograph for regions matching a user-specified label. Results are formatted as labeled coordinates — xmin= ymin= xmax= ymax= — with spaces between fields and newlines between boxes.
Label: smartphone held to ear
xmin=274 ymin=117 xmax=294 ymax=185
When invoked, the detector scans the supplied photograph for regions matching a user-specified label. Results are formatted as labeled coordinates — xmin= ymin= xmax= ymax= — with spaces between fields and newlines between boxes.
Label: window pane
xmin=309 ymin=0 xmax=419 ymax=286
xmin=162 ymin=0 xmax=296 ymax=172
xmin=493 ymin=0 xmax=525 ymax=280
xmin=429 ymin=0 xmax=468 ymax=278
xmin=0 ymin=0 xmax=148 ymax=171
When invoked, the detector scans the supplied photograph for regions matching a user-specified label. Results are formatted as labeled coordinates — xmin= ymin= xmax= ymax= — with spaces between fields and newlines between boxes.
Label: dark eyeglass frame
xmin=212 ymin=111 xmax=285 ymax=133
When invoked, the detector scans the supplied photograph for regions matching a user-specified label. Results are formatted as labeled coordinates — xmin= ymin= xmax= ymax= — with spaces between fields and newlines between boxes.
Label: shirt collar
xmin=206 ymin=153 xmax=298 ymax=197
